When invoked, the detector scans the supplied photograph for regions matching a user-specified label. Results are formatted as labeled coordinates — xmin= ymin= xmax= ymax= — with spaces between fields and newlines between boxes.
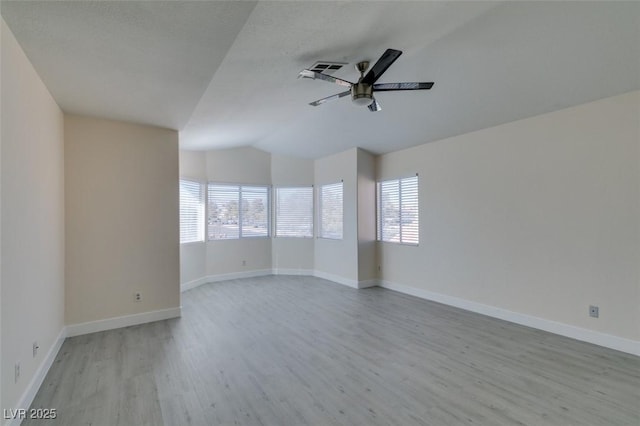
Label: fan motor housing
xmin=351 ymin=82 xmax=373 ymax=106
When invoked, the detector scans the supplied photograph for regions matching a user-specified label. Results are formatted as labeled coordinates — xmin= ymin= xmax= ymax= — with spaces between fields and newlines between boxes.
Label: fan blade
xmin=361 ymin=49 xmax=402 ymax=85
xmin=298 ymin=69 xmax=353 ymax=87
xmin=373 ymin=82 xmax=434 ymax=91
xmin=309 ymin=90 xmax=351 ymax=106
xmin=368 ymin=97 xmax=382 ymax=112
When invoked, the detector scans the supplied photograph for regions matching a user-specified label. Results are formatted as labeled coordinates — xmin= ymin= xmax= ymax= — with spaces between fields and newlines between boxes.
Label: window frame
xmin=318 ymin=181 xmax=344 ymax=240
xmin=207 ymin=183 xmax=271 ymax=241
xmin=274 ymin=186 xmax=314 ymax=238
xmin=179 ymin=178 xmax=205 ymax=244
xmin=376 ymin=174 xmax=419 ymax=246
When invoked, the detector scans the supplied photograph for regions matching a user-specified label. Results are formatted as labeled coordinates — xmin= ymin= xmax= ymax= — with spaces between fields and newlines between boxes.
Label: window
xmin=319 ymin=182 xmax=343 ymax=239
xmin=275 ymin=187 xmax=313 ymax=238
xmin=240 ymin=186 xmax=270 ymax=237
xmin=179 ymin=179 xmax=205 ymax=243
xmin=207 ymin=184 xmax=269 ymax=240
xmin=377 ymin=175 xmax=419 ymax=245
xmin=208 ymin=184 xmax=239 ymax=239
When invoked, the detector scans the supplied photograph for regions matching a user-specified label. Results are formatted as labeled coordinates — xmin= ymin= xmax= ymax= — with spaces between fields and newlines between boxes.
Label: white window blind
xmin=319 ymin=182 xmax=343 ymax=239
xmin=275 ymin=187 xmax=313 ymax=238
xmin=179 ymin=179 xmax=204 ymax=243
xmin=377 ymin=175 xmax=419 ymax=245
xmin=241 ymin=186 xmax=269 ymax=237
xmin=208 ymin=184 xmax=239 ymax=239
xmin=207 ymin=184 xmax=270 ymax=240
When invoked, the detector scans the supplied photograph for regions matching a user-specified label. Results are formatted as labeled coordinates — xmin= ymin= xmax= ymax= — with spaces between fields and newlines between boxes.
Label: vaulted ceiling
xmin=2 ymin=1 xmax=639 ymax=159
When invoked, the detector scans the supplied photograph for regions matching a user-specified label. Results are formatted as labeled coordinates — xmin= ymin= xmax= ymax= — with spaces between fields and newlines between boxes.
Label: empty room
xmin=1 ymin=1 xmax=639 ymax=425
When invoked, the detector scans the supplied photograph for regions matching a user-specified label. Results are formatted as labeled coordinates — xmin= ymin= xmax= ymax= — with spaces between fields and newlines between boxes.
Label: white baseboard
xmin=181 ymin=269 xmax=351 ymax=292
xmin=313 ymin=271 xmax=375 ymax=289
xmin=65 ymin=307 xmax=182 ymax=338
xmin=313 ymin=270 xmax=359 ymax=288
xmin=7 ymin=307 xmax=182 ymax=425
xmin=7 ymin=328 xmax=66 ymax=426
xmin=182 ymin=273 xmax=638 ymax=355
xmin=358 ymin=279 xmax=378 ymax=289
xmin=180 ymin=276 xmax=211 ymax=292
xmin=182 ymin=269 xmax=367 ymax=290
xmin=180 ymin=269 xmax=274 ymax=292
xmin=272 ymin=268 xmax=314 ymax=276
xmin=378 ymin=280 xmax=640 ymax=356
xmin=205 ymin=269 xmax=274 ymax=283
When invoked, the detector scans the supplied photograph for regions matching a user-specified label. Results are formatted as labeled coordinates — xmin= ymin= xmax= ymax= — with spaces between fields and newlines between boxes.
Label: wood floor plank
xmin=25 ymin=275 xmax=639 ymax=425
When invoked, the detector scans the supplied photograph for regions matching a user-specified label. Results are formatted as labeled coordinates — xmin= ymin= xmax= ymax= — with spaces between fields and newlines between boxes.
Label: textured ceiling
xmin=2 ymin=1 xmax=639 ymax=159
xmin=1 ymin=0 xmax=257 ymax=130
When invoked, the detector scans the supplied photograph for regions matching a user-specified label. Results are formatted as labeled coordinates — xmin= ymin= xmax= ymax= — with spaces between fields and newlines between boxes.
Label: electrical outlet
xmin=15 ymin=362 xmax=20 ymax=383
xmin=589 ymin=305 xmax=599 ymax=318
xmin=134 ymin=292 xmax=142 ymax=303
xmin=33 ymin=341 xmax=39 ymax=358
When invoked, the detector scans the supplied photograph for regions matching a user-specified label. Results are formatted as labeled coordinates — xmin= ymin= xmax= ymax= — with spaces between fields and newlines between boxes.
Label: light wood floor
xmin=27 ymin=275 xmax=639 ymax=425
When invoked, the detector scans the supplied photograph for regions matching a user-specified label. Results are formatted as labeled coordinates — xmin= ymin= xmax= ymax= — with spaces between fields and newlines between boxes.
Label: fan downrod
xmin=300 ymin=48 xmax=433 ymax=111
xmin=352 ymin=60 xmax=373 ymax=106
xmin=355 ymin=61 xmax=370 ymax=77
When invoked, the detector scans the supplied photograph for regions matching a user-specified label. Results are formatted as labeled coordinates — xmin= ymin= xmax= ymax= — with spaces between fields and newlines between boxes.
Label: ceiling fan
xmin=298 ymin=48 xmax=434 ymax=112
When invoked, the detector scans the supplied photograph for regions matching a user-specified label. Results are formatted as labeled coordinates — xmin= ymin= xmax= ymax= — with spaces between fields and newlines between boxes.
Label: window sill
xmin=180 ymin=240 xmax=205 ymax=246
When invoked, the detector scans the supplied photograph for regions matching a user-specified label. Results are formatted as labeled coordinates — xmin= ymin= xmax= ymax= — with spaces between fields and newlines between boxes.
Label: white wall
xmin=206 ymin=146 xmax=271 ymax=184
xmin=271 ymin=154 xmax=315 ymax=273
xmin=357 ymin=148 xmax=377 ymax=284
xmin=178 ymin=147 xmax=368 ymax=285
xmin=65 ymin=115 xmax=180 ymax=325
xmin=314 ymin=148 xmax=359 ymax=285
xmin=1 ymin=18 xmax=4 ymax=417
xmin=179 ymin=150 xmax=207 ymax=287
xmin=1 ymin=22 xmax=3 ymax=415
xmin=180 ymin=150 xmax=207 ymax=181
xmin=377 ymin=91 xmax=640 ymax=342
xmin=205 ymin=147 xmax=273 ymax=276
xmin=1 ymin=19 xmax=65 ymax=416
xmin=179 ymin=147 xmax=374 ymax=286
xmin=178 ymin=94 xmax=638 ymax=351
xmin=179 ymin=150 xmax=318 ymax=282
xmin=271 ymin=154 xmax=314 ymax=186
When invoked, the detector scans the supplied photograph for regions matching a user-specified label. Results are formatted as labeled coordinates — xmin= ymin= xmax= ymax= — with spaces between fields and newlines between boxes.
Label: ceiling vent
xmin=307 ymin=61 xmax=347 ymax=75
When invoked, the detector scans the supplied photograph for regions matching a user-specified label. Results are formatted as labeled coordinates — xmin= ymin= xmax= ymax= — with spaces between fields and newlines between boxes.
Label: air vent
xmin=308 ymin=61 xmax=347 ymax=75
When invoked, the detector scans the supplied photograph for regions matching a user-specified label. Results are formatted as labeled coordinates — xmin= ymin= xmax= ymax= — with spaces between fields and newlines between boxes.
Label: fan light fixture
xmin=352 ymin=97 xmax=373 ymax=107
xmin=298 ymin=49 xmax=434 ymax=112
